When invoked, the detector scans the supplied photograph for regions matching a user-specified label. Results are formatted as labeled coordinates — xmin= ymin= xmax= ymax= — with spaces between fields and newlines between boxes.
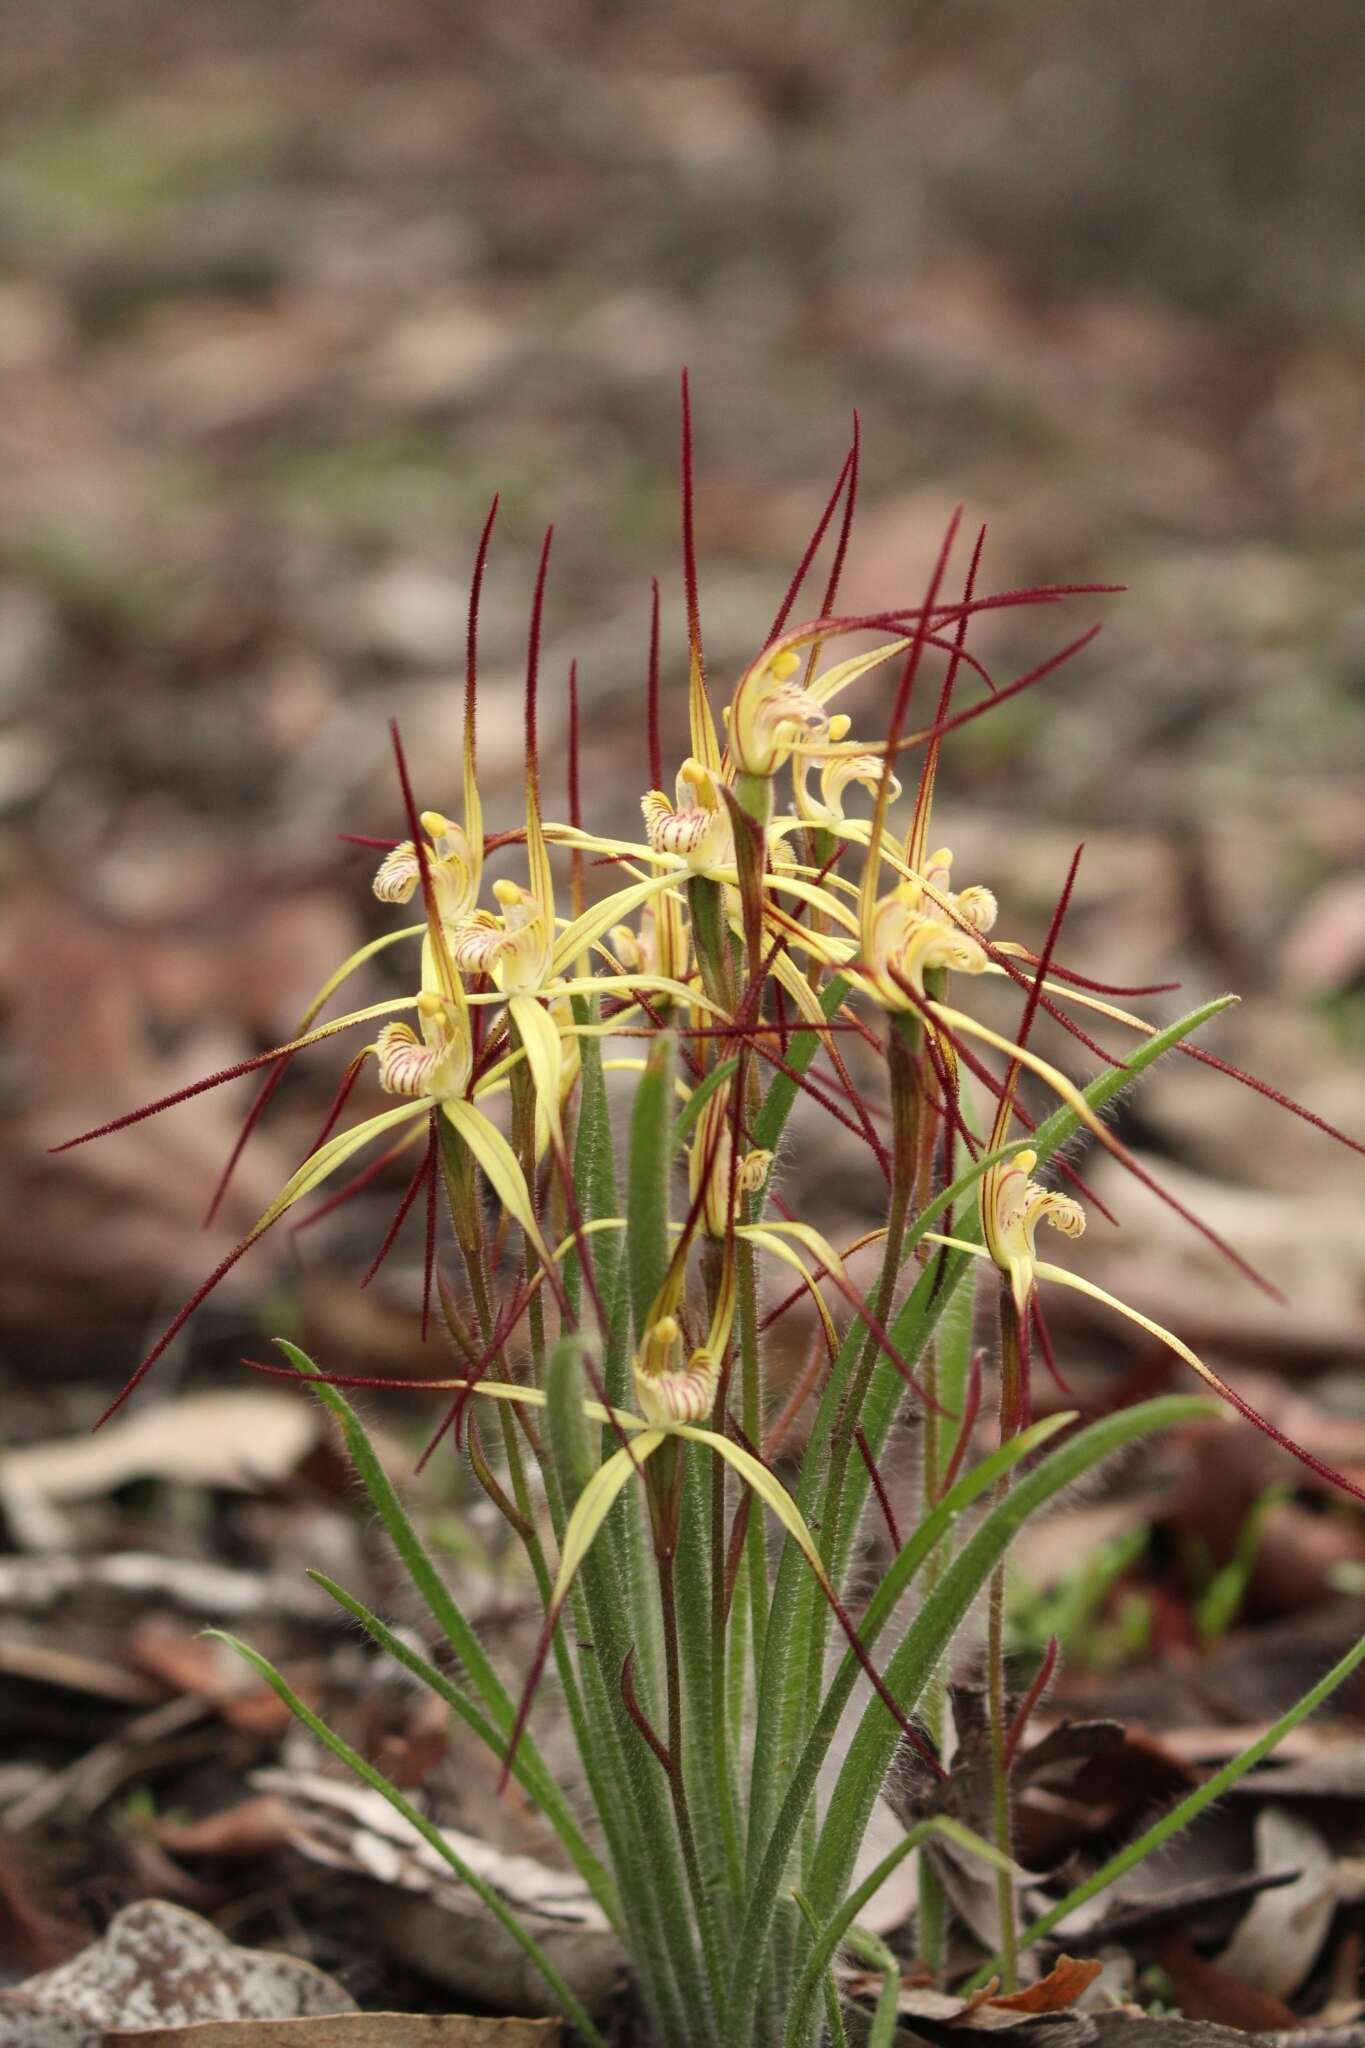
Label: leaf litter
xmin=2 ymin=0 xmax=1365 ymax=2037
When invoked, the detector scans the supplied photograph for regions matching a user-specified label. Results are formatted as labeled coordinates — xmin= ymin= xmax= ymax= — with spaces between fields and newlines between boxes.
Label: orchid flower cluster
xmin=61 ymin=384 xmax=1365 ymax=2048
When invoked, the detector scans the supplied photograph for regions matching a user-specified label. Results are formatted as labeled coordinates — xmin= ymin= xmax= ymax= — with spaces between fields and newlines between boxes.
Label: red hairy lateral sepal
xmin=96 ymin=1233 xmax=264 ymax=1429
xmin=360 ymin=1122 xmax=435 ymax=1292
xmin=647 ymin=576 xmax=663 ymax=791
xmin=989 ymin=841 xmax=1087 ymax=1152
xmin=767 ymin=424 xmax=858 ymax=645
xmin=680 ymin=368 xmax=705 ymax=693
xmin=524 ymin=526 xmax=554 ymax=813
xmin=466 ymin=495 xmax=498 ymax=781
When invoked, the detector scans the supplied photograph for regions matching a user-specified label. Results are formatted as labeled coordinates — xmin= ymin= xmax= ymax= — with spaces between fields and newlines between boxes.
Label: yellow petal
xmin=738 ymin=1226 xmax=839 ymax=1358
xmin=509 ymin=994 xmax=566 ymax=1141
xmin=673 ymin=1423 xmax=832 ymax=1592
xmin=548 ymin=1433 xmax=667 ymax=1614
xmin=441 ymin=1096 xmax=554 ymax=1269
xmin=809 ymin=636 xmax=912 ymax=707
xmin=255 ymin=1099 xmax=431 ymax=1234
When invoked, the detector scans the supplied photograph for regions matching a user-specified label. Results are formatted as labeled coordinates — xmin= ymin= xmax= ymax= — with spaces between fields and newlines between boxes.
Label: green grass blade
xmin=570 ymin=996 xmax=621 ymax=1314
xmin=784 ymin=1819 xmax=1010 ymax=2048
xmin=273 ymin=1341 xmax=515 ymax=1733
xmin=808 ymin=1397 xmax=1216 ymax=1925
xmin=844 ymin=1925 xmax=903 ymax=2048
xmin=626 ymin=1030 xmax=676 ymax=1339
xmin=987 ymin=1628 xmax=1365 ymax=1978
xmin=208 ymin=1630 xmax=609 ymax=2048
xmin=307 ymin=1569 xmax=619 ymax=1928
xmin=547 ymin=1333 xmax=602 ymax=1509
xmin=792 ymin=1890 xmax=850 ymax=2048
xmin=673 ymin=1055 xmax=738 ymax=1154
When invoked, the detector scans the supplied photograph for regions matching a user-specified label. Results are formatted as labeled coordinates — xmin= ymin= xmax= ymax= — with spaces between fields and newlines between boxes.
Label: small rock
xmin=0 ymin=1899 xmax=353 ymax=2047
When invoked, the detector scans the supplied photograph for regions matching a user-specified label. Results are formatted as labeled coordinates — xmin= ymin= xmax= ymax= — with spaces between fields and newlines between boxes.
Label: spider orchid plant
xmin=58 ymin=377 xmax=1365 ymax=2048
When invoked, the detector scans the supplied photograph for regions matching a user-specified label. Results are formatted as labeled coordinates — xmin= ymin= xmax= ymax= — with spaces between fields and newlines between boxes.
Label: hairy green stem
xmin=988 ymin=1286 xmax=1024 ymax=1986
xmin=652 ymin=1449 xmax=726 ymax=2028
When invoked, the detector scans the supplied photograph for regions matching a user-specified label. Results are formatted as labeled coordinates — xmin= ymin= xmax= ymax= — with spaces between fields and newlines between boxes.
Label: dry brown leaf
xmin=129 ymin=1620 xmax=292 ymax=1737
xmin=0 ymin=890 xmax=292 ymax=1341
xmin=1218 ymin=1805 xmax=1338 ymax=2001
xmin=251 ymin=1771 xmax=622 ymax=2018
xmin=105 ymin=2018 xmax=558 ymax=2046
xmin=1152 ymin=1934 xmax=1299 ymax=2032
xmin=0 ymin=1636 xmax=164 ymax=1706
xmin=0 ymin=1393 xmax=322 ymax=1512
xmin=989 ymin=1959 xmax=1106 ymax=2014
xmin=872 ymin=1954 xmax=1104 ymax=2029
xmin=889 ymin=1987 xmax=1086 ymax=2032
xmin=104 ymin=2015 xmax=556 ymax=2048
xmin=0 ymin=1553 xmax=339 ymax=1627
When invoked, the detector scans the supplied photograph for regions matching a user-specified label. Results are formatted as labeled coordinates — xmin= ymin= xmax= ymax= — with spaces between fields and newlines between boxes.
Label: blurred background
xmin=2 ymin=0 xmax=1365 ymax=1990
xmin=5 ymin=0 xmax=1364 ymax=1375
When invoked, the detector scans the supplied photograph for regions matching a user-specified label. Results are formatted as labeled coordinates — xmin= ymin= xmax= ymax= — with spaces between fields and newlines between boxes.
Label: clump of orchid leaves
xmin=61 ymin=380 xmax=1365 ymax=2048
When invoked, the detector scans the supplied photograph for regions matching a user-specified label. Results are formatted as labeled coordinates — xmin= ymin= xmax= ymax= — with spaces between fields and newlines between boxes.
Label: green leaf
xmin=971 ymin=1627 xmax=1365 ymax=1985
xmin=784 ymin=1818 xmax=1011 ymax=2048
xmin=672 ymin=1055 xmax=739 ymax=1155
xmin=626 ymin=1030 xmax=677 ymax=1340
xmin=845 ymin=1924 xmax=903 ymax=2048
xmin=272 ymin=1342 xmax=526 ymax=1747
xmin=808 ymin=1397 xmax=1216 ymax=1924
xmin=546 ymin=1334 xmax=601 ymax=1509
xmin=208 ymin=1630 xmax=608 ymax=2048
xmin=307 ymin=1569 xmax=619 ymax=1928
xmin=791 ymin=1891 xmax=850 ymax=2048
xmin=570 ymin=996 xmax=622 ymax=1314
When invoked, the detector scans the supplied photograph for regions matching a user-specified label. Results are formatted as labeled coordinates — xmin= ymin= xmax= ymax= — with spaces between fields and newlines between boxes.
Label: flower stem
xmin=988 ymin=1283 xmax=1023 ymax=1991
xmin=824 ymin=1012 xmax=922 ymax=1554
xmin=705 ymin=1244 xmax=745 ymax=1904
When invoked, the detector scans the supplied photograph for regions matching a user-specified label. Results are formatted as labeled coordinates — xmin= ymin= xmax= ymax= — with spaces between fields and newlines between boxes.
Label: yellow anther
xmin=416 ymin=989 xmax=445 ymax=1019
xmin=651 ymin=1315 xmax=681 ymax=1345
xmin=492 ymin=878 xmax=524 ymax=908
xmin=828 ymin=713 xmax=852 ymax=741
xmin=420 ymin=809 xmax=458 ymax=839
xmin=770 ymin=650 xmax=801 ymax=680
xmin=679 ymin=757 xmax=719 ymax=806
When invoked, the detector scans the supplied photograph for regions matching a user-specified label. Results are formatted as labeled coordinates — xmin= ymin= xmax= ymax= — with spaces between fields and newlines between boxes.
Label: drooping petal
xmin=1033 ymin=1260 xmax=1365 ymax=1505
xmin=441 ymin=1096 xmax=556 ymax=1276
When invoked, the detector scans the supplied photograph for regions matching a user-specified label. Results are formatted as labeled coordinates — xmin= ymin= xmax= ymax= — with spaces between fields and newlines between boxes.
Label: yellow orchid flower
xmin=641 ymin=758 xmax=734 ymax=876
xmin=977 ymin=1146 xmax=1086 ymax=1322
xmin=608 ymin=896 xmax=691 ymax=991
xmin=727 ymin=646 xmax=831 ymax=779
xmin=632 ymin=1240 xmax=737 ymax=1425
xmin=727 ymin=628 xmax=915 ymax=784
xmin=791 ymin=712 xmax=897 ymax=828
xmin=372 ymin=807 xmax=481 ymax=931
